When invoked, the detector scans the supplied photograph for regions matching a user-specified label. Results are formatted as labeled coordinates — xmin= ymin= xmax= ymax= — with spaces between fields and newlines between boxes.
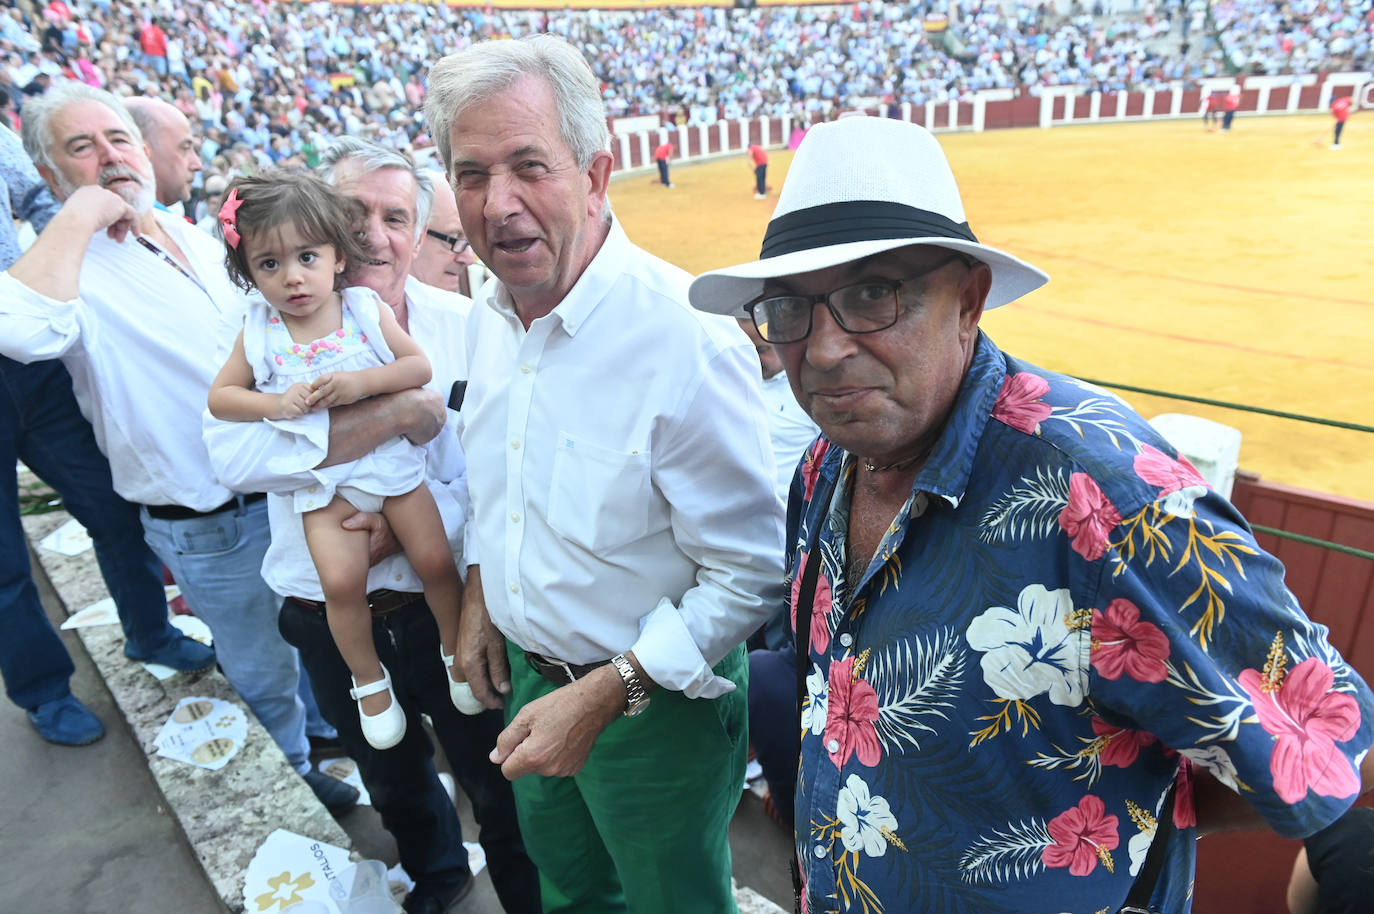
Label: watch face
xmin=624 ymin=697 xmax=650 ymax=718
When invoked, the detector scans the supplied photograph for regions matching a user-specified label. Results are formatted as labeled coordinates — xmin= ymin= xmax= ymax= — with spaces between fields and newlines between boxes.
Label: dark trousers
xmin=656 ymin=159 xmax=670 ymax=185
xmin=1222 ymin=109 xmax=1236 ymax=130
xmin=1335 ymin=121 xmax=1346 ymax=144
xmin=279 ymin=597 xmax=540 ymax=913
xmin=747 ymin=647 xmax=798 ymax=828
xmin=0 ymin=357 xmax=180 ymax=710
xmin=754 ymin=164 xmax=768 ymax=195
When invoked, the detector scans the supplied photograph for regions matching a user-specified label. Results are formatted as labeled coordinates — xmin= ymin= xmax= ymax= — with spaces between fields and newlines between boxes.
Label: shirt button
xmin=510 ymin=512 xmax=520 ymax=523
xmin=839 ymin=633 xmax=853 ymax=647
xmin=304 ymin=500 xmax=315 ymax=509
xmin=813 ymin=844 xmax=826 ymax=859
xmin=520 ymin=363 xmax=533 ymax=374
xmin=394 ymin=573 xmax=403 ymax=582
xmin=827 ymin=739 xmax=840 ymax=753
xmin=307 ymin=485 xmax=319 ymax=493
xmin=509 ymin=583 xmax=519 ymax=594
xmin=510 ymin=438 xmax=521 ymax=449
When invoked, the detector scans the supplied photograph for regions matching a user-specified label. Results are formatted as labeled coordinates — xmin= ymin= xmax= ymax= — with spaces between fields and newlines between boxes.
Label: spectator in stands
xmin=0 ymin=120 xmax=214 ymax=748
xmin=409 ymin=178 xmax=477 ymax=299
xmin=689 ymin=114 xmax=1374 ymax=914
xmin=124 ymin=95 xmax=199 ymax=215
xmin=425 ymin=34 xmax=783 ymax=914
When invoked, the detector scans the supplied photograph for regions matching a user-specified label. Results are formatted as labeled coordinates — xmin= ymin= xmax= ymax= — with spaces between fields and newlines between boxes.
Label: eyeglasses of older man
xmin=425 ymin=229 xmax=471 ymax=255
xmin=747 ymin=253 xmax=972 ymax=344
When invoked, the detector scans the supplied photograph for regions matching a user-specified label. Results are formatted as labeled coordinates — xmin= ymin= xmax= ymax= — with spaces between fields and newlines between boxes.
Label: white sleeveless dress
xmin=242 ymin=286 xmax=426 ymax=514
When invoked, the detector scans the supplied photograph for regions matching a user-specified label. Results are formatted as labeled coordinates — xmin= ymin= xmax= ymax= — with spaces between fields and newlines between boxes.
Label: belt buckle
xmin=552 ymin=658 xmax=577 ymax=684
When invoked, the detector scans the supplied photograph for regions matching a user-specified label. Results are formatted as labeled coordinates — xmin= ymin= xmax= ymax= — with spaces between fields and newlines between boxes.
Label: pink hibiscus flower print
xmin=1091 ymin=716 xmax=1157 ymax=768
xmin=1043 ymin=795 xmax=1120 ymax=876
xmin=1059 ymin=473 xmax=1121 ymax=561
xmin=1133 ymin=444 xmax=1208 ymax=495
xmin=992 ymin=372 xmax=1052 ymax=435
xmin=1238 ymin=656 xmax=1362 ymax=804
xmin=800 ymin=438 xmax=830 ymax=503
xmin=1091 ymin=598 xmax=1170 ymax=683
xmin=790 ymin=551 xmax=832 ymax=655
xmin=824 ymin=656 xmax=882 ymax=769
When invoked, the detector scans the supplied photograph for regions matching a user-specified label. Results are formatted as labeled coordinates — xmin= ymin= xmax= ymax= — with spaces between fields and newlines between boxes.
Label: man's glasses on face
xmin=426 ymin=229 xmax=471 ymax=255
xmin=746 ymin=254 xmax=971 ymax=344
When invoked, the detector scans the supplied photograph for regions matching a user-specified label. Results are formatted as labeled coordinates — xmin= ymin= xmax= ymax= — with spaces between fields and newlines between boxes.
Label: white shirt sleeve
xmin=629 ymin=341 xmax=786 ymax=698
xmin=0 ymin=272 xmax=82 ymax=363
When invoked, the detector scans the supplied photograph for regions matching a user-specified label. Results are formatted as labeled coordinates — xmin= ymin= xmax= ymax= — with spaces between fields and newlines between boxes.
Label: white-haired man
xmin=202 ymin=137 xmax=539 ymax=914
xmin=0 ymin=82 xmax=356 ymax=813
xmin=689 ymin=115 xmax=1374 ymax=914
xmin=424 ymin=36 xmax=784 ymax=912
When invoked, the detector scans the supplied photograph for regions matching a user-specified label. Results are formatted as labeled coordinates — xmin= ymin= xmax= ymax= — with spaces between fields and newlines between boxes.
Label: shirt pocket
xmin=547 ymin=431 xmax=660 ymax=553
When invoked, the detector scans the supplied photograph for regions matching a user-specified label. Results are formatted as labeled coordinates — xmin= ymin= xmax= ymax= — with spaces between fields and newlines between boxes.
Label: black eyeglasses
xmin=746 ymin=254 xmax=970 ymax=344
xmin=426 ymin=229 xmax=471 ymax=254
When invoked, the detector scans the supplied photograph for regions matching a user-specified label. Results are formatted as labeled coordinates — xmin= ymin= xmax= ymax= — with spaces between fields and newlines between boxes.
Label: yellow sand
xmin=611 ymin=114 xmax=1374 ymax=502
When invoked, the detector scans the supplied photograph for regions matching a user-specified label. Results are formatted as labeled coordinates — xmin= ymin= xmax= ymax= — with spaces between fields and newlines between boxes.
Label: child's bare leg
xmin=380 ymin=484 xmax=461 ymax=656
xmin=380 ymin=485 xmax=484 ymax=714
xmin=304 ymin=497 xmax=390 ymax=716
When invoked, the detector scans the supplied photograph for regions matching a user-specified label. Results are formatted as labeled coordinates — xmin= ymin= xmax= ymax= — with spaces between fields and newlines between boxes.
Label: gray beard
xmin=56 ymin=168 xmax=156 ymax=216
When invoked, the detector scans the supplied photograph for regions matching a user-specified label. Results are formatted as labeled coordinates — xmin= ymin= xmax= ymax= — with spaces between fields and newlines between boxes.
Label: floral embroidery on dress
xmin=267 ymin=306 xmax=363 ymax=369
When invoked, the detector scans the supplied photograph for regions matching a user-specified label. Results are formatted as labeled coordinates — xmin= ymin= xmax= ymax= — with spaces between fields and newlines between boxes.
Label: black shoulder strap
xmin=789 ymin=513 xmax=826 ymax=913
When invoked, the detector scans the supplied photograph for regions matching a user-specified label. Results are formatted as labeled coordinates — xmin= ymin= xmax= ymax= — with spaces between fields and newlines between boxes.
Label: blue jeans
xmin=279 ymin=596 xmax=539 ymax=913
xmin=0 ymin=357 xmax=183 ymax=710
xmin=140 ymin=497 xmax=310 ymax=773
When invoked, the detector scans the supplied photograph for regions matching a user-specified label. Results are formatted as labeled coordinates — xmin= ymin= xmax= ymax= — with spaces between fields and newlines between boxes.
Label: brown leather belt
xmin=288 ymin=589 xmax=423 ymax=618
xmin=143 ymin=491 xmax=267 ymax=521
xmin=524 ymin=650 xmax=611 ymax=686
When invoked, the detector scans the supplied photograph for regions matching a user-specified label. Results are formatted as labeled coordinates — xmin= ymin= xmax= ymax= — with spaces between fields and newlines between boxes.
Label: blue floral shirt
xmin=789 ymin=332 xmax=1373 ymax=914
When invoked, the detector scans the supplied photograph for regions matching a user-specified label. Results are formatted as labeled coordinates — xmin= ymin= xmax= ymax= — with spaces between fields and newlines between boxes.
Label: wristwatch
xmin=611 ymin=653 xmax=650 ymax=718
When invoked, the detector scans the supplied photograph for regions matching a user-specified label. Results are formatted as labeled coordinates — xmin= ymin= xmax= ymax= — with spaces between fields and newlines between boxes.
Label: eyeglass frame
xmin=744 ymin=253 xmax=973 ymax=344
xmin=425 ymin=228 xmax=471 ymax=255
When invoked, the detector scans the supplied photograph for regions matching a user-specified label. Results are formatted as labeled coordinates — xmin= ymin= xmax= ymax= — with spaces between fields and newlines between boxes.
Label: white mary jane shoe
xmin=349 ymin=664 xmax=406 ymax=749
xmin=441 ymin=648 xmax=486 ymax=715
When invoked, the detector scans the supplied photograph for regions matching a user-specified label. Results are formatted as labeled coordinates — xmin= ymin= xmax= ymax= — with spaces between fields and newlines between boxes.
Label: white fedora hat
xmin=688 ymin=116 xmax=1049 ymax=319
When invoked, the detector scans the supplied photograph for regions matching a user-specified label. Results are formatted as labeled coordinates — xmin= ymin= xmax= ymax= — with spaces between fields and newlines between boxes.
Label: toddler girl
xmin=207 ymin=170 xmax=482 ymax=750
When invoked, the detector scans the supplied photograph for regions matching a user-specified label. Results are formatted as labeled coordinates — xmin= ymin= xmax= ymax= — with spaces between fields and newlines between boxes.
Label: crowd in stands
xmin=0 ymin=0 xmax=1369 ymax=212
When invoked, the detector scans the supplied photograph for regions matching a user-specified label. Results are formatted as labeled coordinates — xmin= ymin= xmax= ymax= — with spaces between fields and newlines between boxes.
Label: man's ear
xmin=958 ymin=261 xmax=991 ymax=337
xmin=585 ymin=149 xmax=613 ymax=217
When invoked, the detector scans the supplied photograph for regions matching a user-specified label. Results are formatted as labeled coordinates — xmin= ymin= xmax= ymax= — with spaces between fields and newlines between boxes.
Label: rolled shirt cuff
xmin=630 ymin=599 xmax=736 ymax=699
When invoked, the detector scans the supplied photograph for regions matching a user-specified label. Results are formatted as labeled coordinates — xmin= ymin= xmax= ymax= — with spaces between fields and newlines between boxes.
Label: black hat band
xmin=760 ymin=200 xmax=978 ymax=260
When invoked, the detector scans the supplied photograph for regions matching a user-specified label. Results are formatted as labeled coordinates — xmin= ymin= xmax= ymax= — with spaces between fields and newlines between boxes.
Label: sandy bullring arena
xmin=612 ymin=112 xmax=1373 ymax=504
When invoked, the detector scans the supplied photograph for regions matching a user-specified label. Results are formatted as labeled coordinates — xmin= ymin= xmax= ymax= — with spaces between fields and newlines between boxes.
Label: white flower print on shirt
xmin=966 ymin=584 xmax=1086 ymax=707
xmin=837 ymin=773 xmax=899 ymax=857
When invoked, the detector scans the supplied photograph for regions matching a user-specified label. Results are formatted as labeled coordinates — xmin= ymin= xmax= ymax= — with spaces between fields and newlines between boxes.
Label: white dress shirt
xmin=461 ymin=218 xmax=785 ymax=699
xmin=0 ymin=211 xmax=250 ymax=510
xmin=759 ymin=370 xmax=819 ymax=503
xmin=203 ymin=277 xmax=472 ymax=600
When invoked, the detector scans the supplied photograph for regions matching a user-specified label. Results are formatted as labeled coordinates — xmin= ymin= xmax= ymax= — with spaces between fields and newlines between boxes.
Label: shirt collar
xmin=908 ymin=331 xmax=1007 ymax=509
xmin=482 ymin=215 xmax=625 ymax=339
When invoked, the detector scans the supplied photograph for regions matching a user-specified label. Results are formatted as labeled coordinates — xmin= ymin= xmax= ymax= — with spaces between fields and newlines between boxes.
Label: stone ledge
xmin=23 ymin=486 xmax=790 ymax=914
xmin=22 ymin=503 xmax=353 ymax=913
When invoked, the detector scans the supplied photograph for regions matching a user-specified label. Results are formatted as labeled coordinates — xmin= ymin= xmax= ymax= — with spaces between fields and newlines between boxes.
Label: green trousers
xmin=505 ymin=641 xmax=749 ymax=914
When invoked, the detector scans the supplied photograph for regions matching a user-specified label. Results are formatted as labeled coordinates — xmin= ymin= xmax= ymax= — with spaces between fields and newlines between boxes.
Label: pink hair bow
xmin=218 ymin=188 xmax=243 ymax=249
